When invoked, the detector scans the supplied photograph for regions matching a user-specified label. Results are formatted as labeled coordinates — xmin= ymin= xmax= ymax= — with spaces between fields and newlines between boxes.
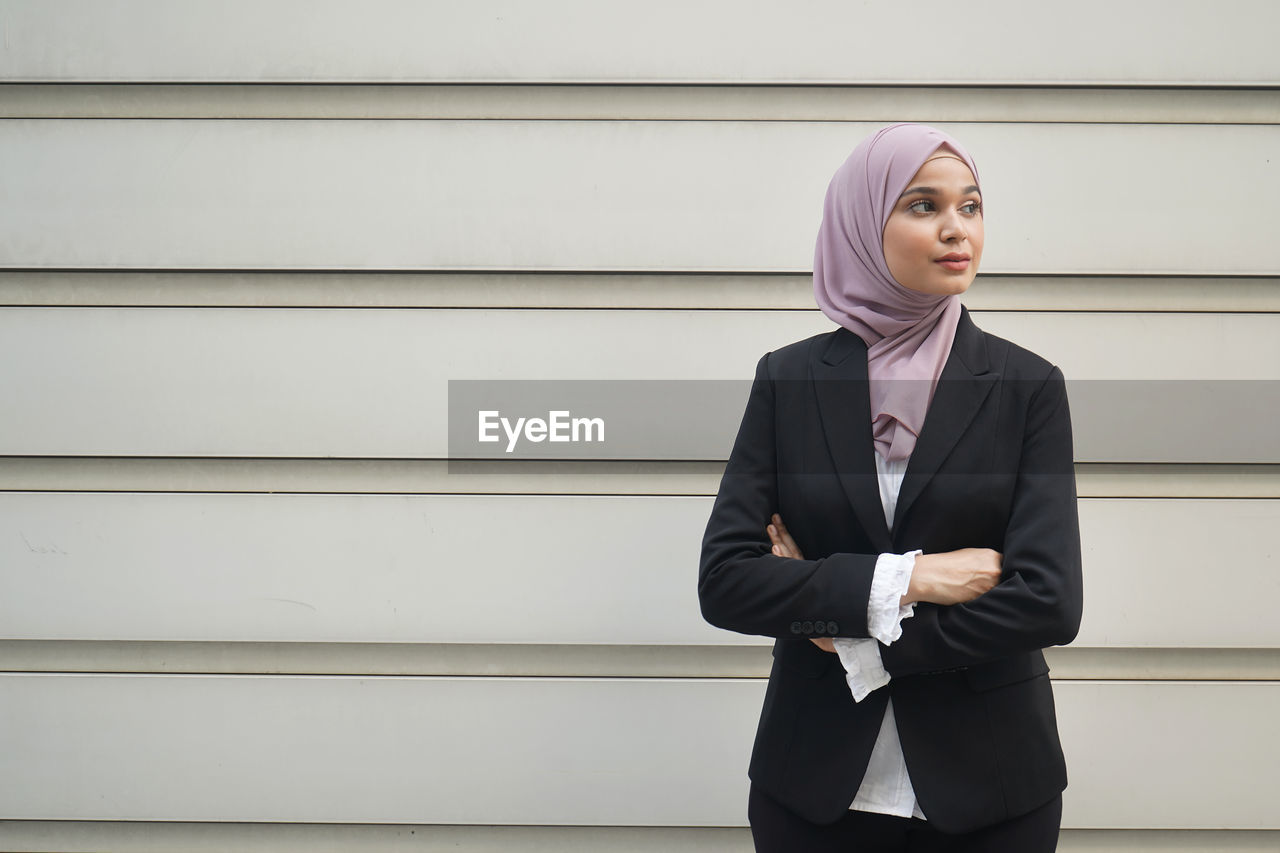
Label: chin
xmin=935 ymin=278 xmax=972 ymax=296
xmin=899 ymin=272 xmax=975 ymax=296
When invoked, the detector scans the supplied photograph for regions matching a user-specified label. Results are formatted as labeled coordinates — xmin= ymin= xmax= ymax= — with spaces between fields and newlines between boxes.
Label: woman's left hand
xmin=767 ymin=513 xmax=803 ymax=560
xmin=767 ymin=514 xmax=836 ymax=654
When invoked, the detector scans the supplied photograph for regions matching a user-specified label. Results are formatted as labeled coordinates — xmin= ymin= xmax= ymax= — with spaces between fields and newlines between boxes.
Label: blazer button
xmin=801 ymin=620 xmax=814 ymax=634
xmin=827 ymin=621 xmax=839 ymax=634
xmin=813 ymin=620 xmax=827 ymax=634
xmin=790 ymin=621 xmax=802 ymax=635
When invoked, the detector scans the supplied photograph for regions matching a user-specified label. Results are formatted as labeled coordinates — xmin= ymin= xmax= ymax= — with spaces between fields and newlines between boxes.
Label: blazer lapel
xmin=892 ymin=306 xmax=999 ymax=539
xmin=812 ymin=327 xmax=894 ymax=552
xmin=811 ymin=306 xmax=999 ymax=551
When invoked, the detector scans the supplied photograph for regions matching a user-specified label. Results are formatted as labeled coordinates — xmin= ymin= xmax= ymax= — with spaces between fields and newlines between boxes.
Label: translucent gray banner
xmin=447 ymin=379 xmax=1280 ymax=465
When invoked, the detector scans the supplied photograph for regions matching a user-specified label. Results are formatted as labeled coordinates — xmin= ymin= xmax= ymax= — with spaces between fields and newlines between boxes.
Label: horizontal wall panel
xmin=1 ymin=309 xmax=1277 ymax=458
xmin=1 ymin=1 xmax=1276 ymax=85
xmin=1045 ymin=648 xmax=1280 ymax=683
xmin=2 ymin=459 xmax=1278 ymax=500
xmin=4 ymin=271 xmax=1280 ymax=313
xmin=5 ymin=84 xmax=1280 ymax=124
xmin=0 ymin=822 xmax=755 ymax=853
xmin=1074 ymin=500 xmax=1280 ymax=647
xmin=0 ymin=675 xmax=1275 ymax=828
xmin=3 ymin=642 xmax=1278 ymax=682
xmin=0 ymin=493 xmax=722 ymax=645
xmin=3 ymin=121 xmax=1279 ymax=274
xmin=0 ymin=674 xmax=763 ymax=826
xmin=1 ymin=494 xmax=1276 ymax=648
xmin=1058 ymin=682 xmax=1280 ymax=830
xmin=0 ymin=825 xmax=1275 ymax=853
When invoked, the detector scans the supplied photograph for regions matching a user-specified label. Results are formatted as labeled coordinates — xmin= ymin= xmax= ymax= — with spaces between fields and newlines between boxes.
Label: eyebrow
xmin=901 ymin=185 xmax=982 ymax=197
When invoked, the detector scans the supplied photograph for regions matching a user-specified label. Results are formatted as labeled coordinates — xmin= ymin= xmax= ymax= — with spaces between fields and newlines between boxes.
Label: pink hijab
xmin=813 ymin=123 xmax=981 ymax=463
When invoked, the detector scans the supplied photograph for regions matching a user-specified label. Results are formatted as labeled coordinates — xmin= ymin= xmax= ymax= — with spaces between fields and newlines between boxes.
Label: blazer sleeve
xmin=698 ymin=351 xmax=881 ymax=640
xmin=879 ymin=365 xmax=1084 ymax=677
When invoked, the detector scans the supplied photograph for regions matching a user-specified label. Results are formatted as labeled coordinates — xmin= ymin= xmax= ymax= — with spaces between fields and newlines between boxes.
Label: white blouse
xmin=830 ymin=450 xmax=926 ymax=820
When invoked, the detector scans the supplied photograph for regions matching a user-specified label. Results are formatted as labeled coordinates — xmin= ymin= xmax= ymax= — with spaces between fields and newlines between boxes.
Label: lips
xmin=935 ymin=253 xmax=971 ymax=271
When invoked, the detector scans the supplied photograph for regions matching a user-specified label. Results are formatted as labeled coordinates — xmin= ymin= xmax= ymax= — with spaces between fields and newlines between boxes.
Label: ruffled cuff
xmin=867 ymin=549 xmax=922 ymax=645
xmin=831 ymin=638 xmax=889 ymax=703
xmin=830 ymin=549 xmax=922 ymax=703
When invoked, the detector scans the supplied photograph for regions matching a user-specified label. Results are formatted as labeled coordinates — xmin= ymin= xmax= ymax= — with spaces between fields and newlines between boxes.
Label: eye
xmin=960 ymin=200 xmax=983 ymax=215
xmin=906 ymin=199 xmax=934 ymax=214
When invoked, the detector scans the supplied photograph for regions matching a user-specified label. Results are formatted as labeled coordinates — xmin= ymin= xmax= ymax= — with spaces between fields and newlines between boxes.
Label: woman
xmin=698 ymin=123 xmax=1082 ymax=852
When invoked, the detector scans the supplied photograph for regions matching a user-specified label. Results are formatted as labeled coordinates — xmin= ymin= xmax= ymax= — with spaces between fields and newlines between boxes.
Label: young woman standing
xmin=699 ymin=123 xmax=1082 ymax=852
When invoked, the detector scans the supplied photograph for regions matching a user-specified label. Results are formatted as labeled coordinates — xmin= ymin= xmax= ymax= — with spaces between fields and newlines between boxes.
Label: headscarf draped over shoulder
xmin=813 ymin=122 xmax=982 ymax=462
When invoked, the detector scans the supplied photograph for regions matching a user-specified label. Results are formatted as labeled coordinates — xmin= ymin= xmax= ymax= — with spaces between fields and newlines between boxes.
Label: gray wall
xmin=1 ymin=1 xmax=1278 ymax=850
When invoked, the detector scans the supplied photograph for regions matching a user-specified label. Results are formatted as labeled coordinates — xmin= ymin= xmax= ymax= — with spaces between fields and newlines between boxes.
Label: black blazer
xmin=698 ymin=305 xmax=1083 ymax=834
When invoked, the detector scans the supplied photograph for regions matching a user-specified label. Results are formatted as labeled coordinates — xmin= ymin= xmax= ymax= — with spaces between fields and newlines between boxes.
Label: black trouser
xmin=748 ymin=783 xmax=1062 ymax=853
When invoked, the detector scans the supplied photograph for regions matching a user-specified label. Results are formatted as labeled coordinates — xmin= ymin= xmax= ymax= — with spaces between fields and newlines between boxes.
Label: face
xmin=881 ymin=150 xmax=984 ymax=296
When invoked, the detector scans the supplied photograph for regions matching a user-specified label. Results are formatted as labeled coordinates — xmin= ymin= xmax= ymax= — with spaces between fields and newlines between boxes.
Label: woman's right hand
xmin=904 ymin=548 xmax=1002 ymax=606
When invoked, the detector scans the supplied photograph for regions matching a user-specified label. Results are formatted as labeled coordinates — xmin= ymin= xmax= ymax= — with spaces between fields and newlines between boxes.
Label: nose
xmin=940 ymin=210 xmax=967 ymax=243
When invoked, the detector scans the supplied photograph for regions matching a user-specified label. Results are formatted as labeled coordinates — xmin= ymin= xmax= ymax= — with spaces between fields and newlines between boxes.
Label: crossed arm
xmin=699 ymin=352 xmax=1082 ymax=676
xmin=766 ymin=513 xmax=1004 ymax=653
